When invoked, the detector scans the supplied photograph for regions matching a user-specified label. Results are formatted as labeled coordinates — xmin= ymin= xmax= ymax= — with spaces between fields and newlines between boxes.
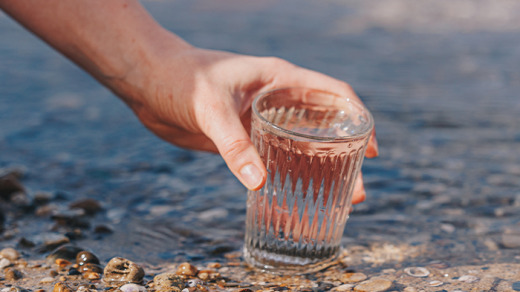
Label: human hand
xmin=117 ymin=44 xmax=378 ymax=203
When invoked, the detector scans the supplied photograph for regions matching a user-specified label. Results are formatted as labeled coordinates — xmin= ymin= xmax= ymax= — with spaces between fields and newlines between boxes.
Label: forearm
xmin=0 ymin=0 xmax=191 ymax=98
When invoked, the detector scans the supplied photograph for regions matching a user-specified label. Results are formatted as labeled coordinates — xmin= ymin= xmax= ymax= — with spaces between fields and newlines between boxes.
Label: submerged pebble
xmin=354 ymin=277 xmax=393 ymax=292
xmin=103 ymin=257 xmax=144 ymax=283
xmin=458 ymin=275 xmax=479 ymax=283
xmin=69 ymin=198 xmax=103 ymax=215
xmin=404 ymin=267 xmax=430 ymax=278
xmin=47 ymin=245 xmax=84 ymax=263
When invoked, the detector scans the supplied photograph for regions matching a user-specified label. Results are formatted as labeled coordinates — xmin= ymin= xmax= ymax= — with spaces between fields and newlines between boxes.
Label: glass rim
xmin=252 ymin=87 xmax=374 ymax=142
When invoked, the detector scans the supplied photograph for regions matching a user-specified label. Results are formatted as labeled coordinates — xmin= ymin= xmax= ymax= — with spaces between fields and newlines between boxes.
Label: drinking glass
xmin=243 ymin=87 xmax=374 ymax=274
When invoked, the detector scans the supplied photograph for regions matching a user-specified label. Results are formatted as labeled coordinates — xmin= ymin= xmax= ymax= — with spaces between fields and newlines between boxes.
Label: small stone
xmin=458 ymin=275 xmax=479 ymax=283
xmin=53 ymin=282 xmax=73 ymax=292
xmin=76 ymin=251 xmax=100 ymax=266
xmin=78 ymin=263 xmax=103 ymax=274
xmin=103 ymin=257 xmax=144 ymax=283
xmin=0 ymin=173 xmax=25 ymax=200
xmin=354 ymin=277 xmax=392 ymax=292
xmin=197 ymin=270 xmax=220 ymax=281
xmin=55 ymin=258 xmax=72 ymax=268
xmin=207 ymin=262 xmax=221 ymax=269
xmin=341 ymin=272 xmax=367 ymax=283
xmin=58 ymin=276 xmax=67 ymax=282
xmin=502 ymin=234 xmax=520 ymax=249
xmin=84 ymin=271 xmax=101 ymax=280
xmin=154 ymin=273 xmax=185 ymax=289
xmin=31 ymin=232 xmax=70 ymax=253
xmin=69 ymin=198 xmax=103 ymax=215
xmin=0 ymin=258 xmax=12 ymax=269
xmin=50 ymin=270 xmax=59 ymax=277
xmin=512 ymin=281 xmax=520 ymax=291
xmin=403 ymin=287 xmax=417 ymax=292
xmin=40 ymin=276 xmax=56 ymax=283
xmin=187 ymin=278 xmax=203 ymax=287
xmin=427 ymin=261 xmax=450 ymax=269
xmin=404 ymin=267 xmax=430 ymax=278
xmin=0 ymin=247 xmax=20 ymax=261
xmin=119 ymin=283 xmax=147 ymax=292
xmin=176 ymin=262 xmax=198 ymax=277
xmin=93 ymin=224 xmax=113 ymax=234
xmin=47 ymin=245 xmax=84 ymax=263
xmin=429 ymin=280 xmax=443 ymax=287
xmin=5 ymin=268 xmax=23 ymax=281
xmin=334 ymin=284 xmax=354 ymax=291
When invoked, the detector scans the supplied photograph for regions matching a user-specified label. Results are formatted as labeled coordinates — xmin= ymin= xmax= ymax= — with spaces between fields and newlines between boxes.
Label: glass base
xmin=243 ymin=244 xmax=341 ymax=275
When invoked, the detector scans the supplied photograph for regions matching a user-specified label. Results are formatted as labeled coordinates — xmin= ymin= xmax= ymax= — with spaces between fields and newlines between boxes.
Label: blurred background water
xmin=1 ymin=0 xmax=519 ymax=272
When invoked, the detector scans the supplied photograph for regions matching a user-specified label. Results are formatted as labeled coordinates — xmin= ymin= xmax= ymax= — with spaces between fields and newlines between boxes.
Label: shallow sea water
xmin=1 ymin=0 xmax=519 ymax=277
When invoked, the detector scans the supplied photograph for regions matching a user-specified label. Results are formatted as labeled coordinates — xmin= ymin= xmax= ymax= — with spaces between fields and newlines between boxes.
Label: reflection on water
xmin=1 ymin=0 xmax=519 ymax=275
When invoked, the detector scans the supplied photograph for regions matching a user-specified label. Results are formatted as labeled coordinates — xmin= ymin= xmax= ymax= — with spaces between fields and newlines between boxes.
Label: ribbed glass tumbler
xmin=243 ymin=87 xmax=374 ymax=274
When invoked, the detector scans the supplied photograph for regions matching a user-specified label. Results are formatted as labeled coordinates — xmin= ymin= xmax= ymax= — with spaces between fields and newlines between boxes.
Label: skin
xmin=0 ymin=0 xmax=378 ymax=204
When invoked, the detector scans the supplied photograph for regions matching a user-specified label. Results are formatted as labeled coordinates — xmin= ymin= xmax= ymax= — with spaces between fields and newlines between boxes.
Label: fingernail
xmin=240 ymin=163 xmax=263 ymax=190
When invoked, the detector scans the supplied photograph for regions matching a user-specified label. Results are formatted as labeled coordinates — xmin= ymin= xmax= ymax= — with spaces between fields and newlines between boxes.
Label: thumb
xmin=203 ymin=107 xmax=267 ymax=191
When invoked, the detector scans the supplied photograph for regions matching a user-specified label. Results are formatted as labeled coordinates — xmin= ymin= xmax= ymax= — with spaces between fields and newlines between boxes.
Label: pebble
xmin=458 ymin=275 xmax=479 ymax=283
xmin=187 ymin=278 xmax=203 ymax=287
xmin=176 ymin=262 xmax=198 ymax=277
xmin=354 ymin=277 xmax=393 ymax=292
xmin=55 ymin=258 xmax=72 ymax=268
xmin=197 ymin=270 xmax=220 ymax=281
xmin=40 ymin=276 xmax=56 ymax=283
xmin=78 ymin=263 xmax=104 ymax=274
xmin=429 ymin=280 xmax=443 ymax=287
xmin=154 ymin=272 xmax=185 ymax=289
xmin=333 ymin=284 xmax=355 ymax=291
xmin=119 ymin=283 xmax=147 ymax=292
xmin=69 ymin=198 xmax=103 ymax=215
xmin=29 ymin=233 xmax=70 ymax=252
xmin=103 ymin=257 xmax=144 ymax=283
xmin=0 ymin=247 xmax=20 ymax=261
xmin=404 ymin=267 xmax=430 ymax=278
xmin=341 ymin=272 xmax=368 ymax=283
xmin=0 ymin=258 xmax=12 ymax=269
xmin=513 ymin=281 xmax=520 ymax=291
xmin=47 ymin=245 xmax=84 ymax=263
xmin=502 ymin=233 xmax=520 ymax=248
xmin=5 ymin=268 xmax=23 ymax=281
xmin=403 ymin=287 xmax=417 ymax=292
xmin=53 ymin=282 xmax=73 ymax=292
xmin=84 ymin=271 xmax=101 ymax=280
xmin=0 ymin=173 xmax=25 ymax=200
xmin=76 ymin=251 xmax=100 ymax=266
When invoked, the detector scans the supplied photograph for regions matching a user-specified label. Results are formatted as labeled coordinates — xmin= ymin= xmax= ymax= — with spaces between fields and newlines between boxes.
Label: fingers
xmin=201 ymin=103 xmax=267 ymax=191
xmin=351 ymin=173 xmax=366 ymax=205
xmin=365 ymin=128 xmax=379 ymax=158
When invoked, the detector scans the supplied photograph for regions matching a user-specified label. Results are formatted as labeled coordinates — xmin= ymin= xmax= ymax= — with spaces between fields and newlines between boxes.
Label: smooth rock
xmin=334 ymin=284 xmax=354 ymax=291
xmin=103 ymin=257 xmax=144 ymax=283
xmin=513 ymin=281 xmax=520 ymax=291
xmin=78 ymin=263 xmax=104 ymax=274
xmin=69 ymin=198 xmax=103 ymax=215
xmin=0 ymin=258 xmax=12 ymax=269
xmin=47 ymin=245 xmax=84 ymax=263
xmin=53 ymin=282 xmax=73 ymax=292
xmin=404 ymin=267 xmax=430 ymax=278
xmin=341 ymin=272 xmax=368 ymax=283
xmin=119 ymin=284 xmax=147 ymax=292
xmin=429 ymin=280 xmax=443 ymax=287
xmin=403 ymin=287 xmax=417 ymax=292
xmin=458 ymin=275 xmax=479 ymax=283
xmin=29 ymin=233 xmax=70 ymax=253
xmin=176 ymin=262 xmax=198 ymax=277
xmin=40 ymin=276 xmax=56 ymax=283
xmin=197 ymin=269 xmax=220 ymax=281
xmin=154 ymin=272 xmax=185 ymax=289
xmin=187 ymin=278 xmax=203 ymax=287
xmin=0 ymin=247 xmax=20 ymax=261
xmin=0 ymin=174 xmax=25 ymax=200
xmin=76 ymin=251 xmax=100 ymax=266
xmin=5 ymin=268 xmax=22 ymax=281
xmin=502 ymin=233 xmax=520 ymax=248
xmin=354 ymin=277 xmax=392 ymax=292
